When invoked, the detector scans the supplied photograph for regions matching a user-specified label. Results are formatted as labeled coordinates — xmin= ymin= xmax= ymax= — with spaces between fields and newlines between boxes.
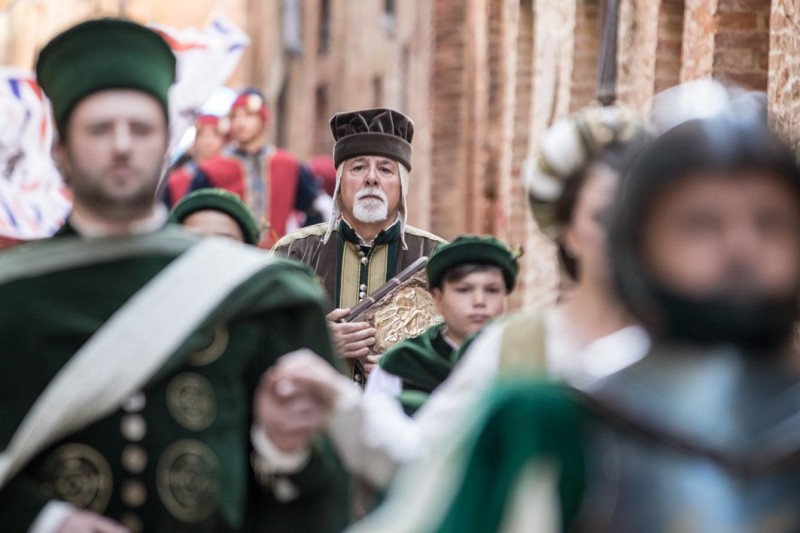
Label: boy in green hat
xmin=0 ymin=18 xmax=346 ymax=533
xmin=170 ymin=188 xmax=261 ymax=245
xmin=368 ymin=236 xmax=519 ymax=414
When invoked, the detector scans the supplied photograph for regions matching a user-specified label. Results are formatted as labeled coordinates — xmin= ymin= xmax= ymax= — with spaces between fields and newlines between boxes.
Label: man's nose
xmin=113 ymin=123 xmax=132 ymax=155
xmin=365 ymin=164 xmax=379 ymax=185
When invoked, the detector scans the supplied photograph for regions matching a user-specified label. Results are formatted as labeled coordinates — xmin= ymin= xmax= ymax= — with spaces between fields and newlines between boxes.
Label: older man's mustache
xmin=355 ymin=187 xmax=388 ymax=204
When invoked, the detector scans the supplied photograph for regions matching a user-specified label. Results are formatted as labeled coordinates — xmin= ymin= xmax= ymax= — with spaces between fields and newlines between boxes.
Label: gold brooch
xmin=156 ymin=439 xmax=220 ymax=523
xmin=166 ymin=373 xmax=217 ymax=431
xmin=40 ymin=443 xmax=113 ymax=512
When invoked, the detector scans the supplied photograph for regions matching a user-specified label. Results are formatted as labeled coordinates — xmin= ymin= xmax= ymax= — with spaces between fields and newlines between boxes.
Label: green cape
xmin=0 ymin=229 xmax=348 ymax=532
xmin=435 ymin=381 xmax=586 ymax=532
xmin=379 ymin=323 xmax=455 ymax=414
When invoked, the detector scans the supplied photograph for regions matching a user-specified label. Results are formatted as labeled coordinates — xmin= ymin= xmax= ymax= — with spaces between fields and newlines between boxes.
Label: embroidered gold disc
xmin=40 ymin=443 xmax=113 ymax=512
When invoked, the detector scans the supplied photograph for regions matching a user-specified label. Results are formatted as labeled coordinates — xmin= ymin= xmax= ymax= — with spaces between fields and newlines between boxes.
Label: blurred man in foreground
xmin=411 ymin=99 xmax=800 ymax=532
xmin=0 ymin=18 xmax=345 ymax=533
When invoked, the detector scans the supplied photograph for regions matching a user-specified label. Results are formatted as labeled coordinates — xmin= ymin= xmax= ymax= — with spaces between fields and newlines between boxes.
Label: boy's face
xmin=434 ymin=267 xmax=508 ymax=345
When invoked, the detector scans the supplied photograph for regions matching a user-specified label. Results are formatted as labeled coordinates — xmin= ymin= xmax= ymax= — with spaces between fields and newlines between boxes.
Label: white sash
xmin=0 ymin=236 xmax=274 ymax=487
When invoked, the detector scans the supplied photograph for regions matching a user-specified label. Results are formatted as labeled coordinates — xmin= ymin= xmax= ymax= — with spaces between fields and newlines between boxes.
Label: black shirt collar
xmin=338 ymin=218 xmax=401 ymax=247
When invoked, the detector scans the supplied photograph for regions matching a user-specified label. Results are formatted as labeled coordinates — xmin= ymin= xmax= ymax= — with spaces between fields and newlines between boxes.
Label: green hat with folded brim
xmin=35 ymin=18 xmax=176 ymax=135
xmin=426 ymin=235 xmax=520 ymax=292
xmin=170 ymin=188 xmax=261 ymax=246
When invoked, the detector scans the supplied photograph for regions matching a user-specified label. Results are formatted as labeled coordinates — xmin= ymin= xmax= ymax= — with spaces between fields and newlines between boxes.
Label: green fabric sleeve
xmin=238 ymin=260 xmax=350 ymax=532
xmin=436 ymin=381 xmax=586 ymax=533
xmin=379 ymin=324 xmax=452 ymax=394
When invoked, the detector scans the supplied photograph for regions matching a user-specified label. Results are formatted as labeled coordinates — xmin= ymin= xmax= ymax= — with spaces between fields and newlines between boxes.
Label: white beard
xmin=352 ymin=188 xmax=389 ymax=223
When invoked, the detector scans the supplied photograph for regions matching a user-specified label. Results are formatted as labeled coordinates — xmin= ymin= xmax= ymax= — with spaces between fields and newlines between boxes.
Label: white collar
xmin=544 ymin=307 xmax=651 ymax=384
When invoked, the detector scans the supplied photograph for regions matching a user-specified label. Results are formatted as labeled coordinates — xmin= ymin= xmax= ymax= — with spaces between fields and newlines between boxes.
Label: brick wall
xmin=403 ymin=1 xmax=434 ymax=230
xmin=655 ymin=0 xmax=685 ymax=93
xmin=478 ymin=0 xmax=506 ymax=236
xmin=502 ymin=0 xmax=537 ymax=310
xmin=570 ymin=0 xmax=600 ymax=112
xmin=769 ymin=0 xmax=800 ymax=153
xmin=427 ymin=0 xmax=471 ymax=239
xmin=713 ymin=0 xmax=771 ymax=90
xmin=681 ymin=0 xmax=718 ymax=81
xmin=462 ymin=0 xmax=490 ymax=237
xmin=617 ymin=0 xmax=660 ymax=112
xmin=681 ymin=0 xmax=771 ymax=89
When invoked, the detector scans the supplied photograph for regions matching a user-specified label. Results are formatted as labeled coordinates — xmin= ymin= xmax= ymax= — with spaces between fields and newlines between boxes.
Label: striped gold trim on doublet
xmin=367 ymin=245 xmax=389 ymax=296
xmin=339 ymin=242 xmax=362 ymax=309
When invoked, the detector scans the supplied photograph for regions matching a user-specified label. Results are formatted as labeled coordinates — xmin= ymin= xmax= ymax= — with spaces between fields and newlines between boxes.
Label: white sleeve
xmin=249 ymin=425 xmax=311 ymax=502
xmin=28 ymin=500 xmax=73 ymax=533
xmin=364 ymin=366 xmax=403 ymax=397
xmin=328 ymin=385 xmax=423 ymax=488
xmin=327 ymin=325 xmax=503 ymax=489
xmin=250 ymin=425 xmax=311 ymax=473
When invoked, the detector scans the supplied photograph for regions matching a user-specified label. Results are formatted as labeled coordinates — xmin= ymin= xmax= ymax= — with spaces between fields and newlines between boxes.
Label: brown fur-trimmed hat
xmin=330 ymin=108 xmax=414 ymax=170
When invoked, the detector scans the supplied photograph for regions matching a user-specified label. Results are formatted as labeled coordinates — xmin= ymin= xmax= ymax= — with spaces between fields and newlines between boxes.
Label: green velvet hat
xmin=170 ymin=189 xmax=261 ymax=245
xmin=36 ymin=18 xmax=176 ymax=134
xmin=427 ymin=235 xmax=520 ymax=292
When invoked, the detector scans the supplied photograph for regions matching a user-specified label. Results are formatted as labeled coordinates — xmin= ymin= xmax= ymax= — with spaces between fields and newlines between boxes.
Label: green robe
xmin=379 ymin=323 xmax=456 ymax=414
xmin=0 ymin=224 xmax=348 ymax=532
xmin=435 ymin=381 xmax=586 ymax=533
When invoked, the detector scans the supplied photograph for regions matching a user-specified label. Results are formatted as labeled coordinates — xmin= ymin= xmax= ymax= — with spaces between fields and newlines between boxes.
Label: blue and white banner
xmin=0 ymin=67 xmax=69 ymax=242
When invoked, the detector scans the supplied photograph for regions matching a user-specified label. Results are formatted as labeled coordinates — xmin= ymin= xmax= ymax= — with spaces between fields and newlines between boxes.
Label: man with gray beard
xmin=273 ymin=108 xmax=444 ymax=380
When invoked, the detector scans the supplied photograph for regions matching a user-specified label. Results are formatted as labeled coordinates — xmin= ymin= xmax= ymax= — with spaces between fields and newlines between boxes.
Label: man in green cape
xmin=368 ymin=236 xmax=519 ymax=414
xmin=0 ymin=18 xmax=346 ymax=533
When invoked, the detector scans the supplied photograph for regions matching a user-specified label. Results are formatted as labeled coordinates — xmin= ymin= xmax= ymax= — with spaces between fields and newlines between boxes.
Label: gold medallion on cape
xmin=166 ymin=373 xmax=216 ymax=431
xmin=188 ymin=325 xmax=229 ymax=366
xmin=156 ymin=439 xmax=220 ymax=522
xmin=40 ymin=443 xmax=113 ymax=512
